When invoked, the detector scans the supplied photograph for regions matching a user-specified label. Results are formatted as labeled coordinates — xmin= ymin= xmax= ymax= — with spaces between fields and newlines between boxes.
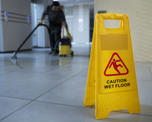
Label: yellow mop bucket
xmin=59 ymin=37 xmax=73 ymax=56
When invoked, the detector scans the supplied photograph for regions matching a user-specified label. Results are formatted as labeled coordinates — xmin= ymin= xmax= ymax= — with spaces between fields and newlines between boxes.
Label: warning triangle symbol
xmin=104 ymin=52 xmax=129 ymax=76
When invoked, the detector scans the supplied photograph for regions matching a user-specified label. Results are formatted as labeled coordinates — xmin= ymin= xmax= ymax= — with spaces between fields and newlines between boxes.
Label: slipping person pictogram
xmin=109 ymin=59 xmax=123 ymax=74
xmin=104 ymin=52 xmax=129 ymax=76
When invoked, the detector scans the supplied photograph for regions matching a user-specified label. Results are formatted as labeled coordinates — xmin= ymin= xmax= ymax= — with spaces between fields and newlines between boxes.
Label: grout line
xmin=35 ymin=100 xmax=84 ymax=109
xmin=133 ymin=113 xmax=152 ymax=118
xmin=0 ymin=100 xmax=34 ymax=121
xmin=148 ymin=67 xmax=152 ymax=74
xmin=31 ymin=71 xmax=82 ymax=100
xmin=115 ymin=111 xmax=152 ymax=118
xmin=0 ymin=95 xmax=32 ymax=101
xmin=137 ymin=80 xmax=152 ymax=82
xmin=146 ymin=67 xmax=152 ymax=80
xmin=35 ymin=100 xmax=152 ymax=119
xmin=0 ymin=71 xmax=81 ymax=121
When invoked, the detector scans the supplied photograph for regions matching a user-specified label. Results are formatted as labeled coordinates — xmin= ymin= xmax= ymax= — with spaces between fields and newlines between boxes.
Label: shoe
xmin=48 ymin=51 xmax=53 ymax=54
xmin=53 ymin=52 xmax=58 ymax=56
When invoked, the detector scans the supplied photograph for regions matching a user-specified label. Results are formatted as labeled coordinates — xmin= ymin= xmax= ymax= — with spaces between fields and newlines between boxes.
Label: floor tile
xmin=0 ymin=97 xmax=29 ymax=120
xmin=38 ymin=71 xmax=88 ymax=106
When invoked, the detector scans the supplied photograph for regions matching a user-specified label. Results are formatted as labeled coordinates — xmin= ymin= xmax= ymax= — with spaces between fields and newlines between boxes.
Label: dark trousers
xmin=49 ymin=29 xmax=61 ymax=53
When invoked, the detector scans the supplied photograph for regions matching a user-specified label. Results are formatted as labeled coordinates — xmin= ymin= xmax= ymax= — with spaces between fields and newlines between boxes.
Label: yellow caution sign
xmin=84 ymin=13 xmax=140 ymax=119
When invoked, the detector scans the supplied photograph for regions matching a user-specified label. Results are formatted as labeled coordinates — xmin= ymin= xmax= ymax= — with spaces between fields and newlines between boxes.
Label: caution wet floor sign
xmin=84 ymin=13 xmax=140 ymax=119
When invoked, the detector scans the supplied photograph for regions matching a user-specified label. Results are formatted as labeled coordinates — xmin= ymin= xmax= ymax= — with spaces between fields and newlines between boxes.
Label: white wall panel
xmin=134 ymin=0 xmax=152 ymax=62
xmin=0 ymin=0 xmax=3 ymax=50
xmin=64 ymin=4 xmax=90 ymax=56
xmin=0 ymin=0 xmax=32 ymax=52
xmin=31 ymin=0 xmax=52 ymax=48
xmin=94 ymin=0 xmax=152 ymax=62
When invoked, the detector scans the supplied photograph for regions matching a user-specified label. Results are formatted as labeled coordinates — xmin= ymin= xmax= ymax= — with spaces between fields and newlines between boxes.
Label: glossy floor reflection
xmin=0 ymin=48 xmax=152 ymax=122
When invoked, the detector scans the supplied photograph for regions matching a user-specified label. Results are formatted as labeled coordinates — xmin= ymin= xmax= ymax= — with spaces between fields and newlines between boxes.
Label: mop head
xmin=10 ymin=52 xmax=17 ymax=64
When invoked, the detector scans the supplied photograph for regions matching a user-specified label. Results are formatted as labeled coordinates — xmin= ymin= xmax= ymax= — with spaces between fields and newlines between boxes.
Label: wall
xmin=0 ymin=0 xmax=32 ymax=52
xmin=31 ymin=3 xmax=38 ymax=47
xmin=31 ymin=0 xmax=52 ymax=48
xmin=94 ymin=0 xmax=152 ymax=62
xmin=134 ymin=0 xmax=152 ymax=62
xmin=0 ymin=0 xmax=3 ymax=50
xmin=64 ymin=4 xmax=90 ymax=56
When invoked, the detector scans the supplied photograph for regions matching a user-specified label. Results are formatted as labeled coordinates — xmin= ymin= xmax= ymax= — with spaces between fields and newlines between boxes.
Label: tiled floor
xmin=0 ymin=48 xmax=152 ymax=122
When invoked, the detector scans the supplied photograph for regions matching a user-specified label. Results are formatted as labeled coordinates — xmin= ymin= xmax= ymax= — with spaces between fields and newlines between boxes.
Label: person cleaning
xmin=40 ymin=1 xmax=71 ymax=55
